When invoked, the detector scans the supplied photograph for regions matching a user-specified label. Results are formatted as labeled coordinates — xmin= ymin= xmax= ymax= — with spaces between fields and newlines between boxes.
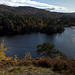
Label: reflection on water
xmin=0 ymin=27 xmax=75 ymax=59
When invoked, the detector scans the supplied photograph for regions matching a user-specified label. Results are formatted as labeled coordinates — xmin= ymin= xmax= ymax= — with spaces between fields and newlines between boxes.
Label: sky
xmin=0 ymin=0 xmax=75 ymax=13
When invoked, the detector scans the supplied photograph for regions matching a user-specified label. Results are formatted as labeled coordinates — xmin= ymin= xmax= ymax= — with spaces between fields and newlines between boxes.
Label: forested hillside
xmin=0 ymin=5 xmax=75 ymax=18
xmin=0 ymin=5 xmax=75 ymax=36
xmin=0 ymin=13 xmax=64 ymax=36
xmin=0 ymin=5 xmax=64 ymax=18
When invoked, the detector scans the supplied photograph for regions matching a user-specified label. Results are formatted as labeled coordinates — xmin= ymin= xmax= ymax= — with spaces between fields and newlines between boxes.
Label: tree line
xmin=0 ymin=13 xmax=75 ymax=36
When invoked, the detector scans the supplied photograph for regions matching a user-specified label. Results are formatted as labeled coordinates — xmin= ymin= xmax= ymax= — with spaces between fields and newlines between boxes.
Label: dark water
xmin=0 ymin=27 xmax=75 ymax=59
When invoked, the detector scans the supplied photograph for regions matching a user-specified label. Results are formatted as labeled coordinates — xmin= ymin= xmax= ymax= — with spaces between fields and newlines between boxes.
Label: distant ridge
xmin=0 ymin=5 xmax=75 ymax=18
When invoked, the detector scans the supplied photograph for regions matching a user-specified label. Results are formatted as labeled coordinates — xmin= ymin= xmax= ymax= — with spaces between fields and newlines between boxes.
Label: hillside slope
xmin=0 ymin=4 xmax=73 ymax=18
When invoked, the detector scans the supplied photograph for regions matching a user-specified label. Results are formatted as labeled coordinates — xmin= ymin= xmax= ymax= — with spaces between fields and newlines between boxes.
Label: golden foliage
xmin=0 ymin=39 xmax=12 ymax=61
xmin=25 ymin=52 xmax=32 ymax=59
xmin=14 ymin=55 xmax=18 ymax=62
xmin=56 ymin=56 xmax=61 ymax=60
xmin=0 ymin=39 xmax=7 ymax=61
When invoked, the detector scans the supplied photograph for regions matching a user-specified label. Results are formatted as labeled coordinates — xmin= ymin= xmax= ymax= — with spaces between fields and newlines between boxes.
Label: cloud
xmin=0 ymin=0 xmax=74 ymax=12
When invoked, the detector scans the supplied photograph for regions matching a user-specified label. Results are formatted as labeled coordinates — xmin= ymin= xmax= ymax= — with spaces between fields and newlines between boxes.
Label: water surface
xmin=0 ymin=27 xmax=75 ymax=59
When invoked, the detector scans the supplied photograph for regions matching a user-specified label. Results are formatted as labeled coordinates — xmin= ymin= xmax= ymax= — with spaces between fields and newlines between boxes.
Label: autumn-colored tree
xmin=0 ymin=40 xmax=7 ymax=61
xmin=0 ymin=40 xmax=12 ymax=61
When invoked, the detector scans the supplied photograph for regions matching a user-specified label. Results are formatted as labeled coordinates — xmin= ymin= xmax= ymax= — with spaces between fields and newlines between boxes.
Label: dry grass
xmin=0 ymin=57 xmax=75 ymax=75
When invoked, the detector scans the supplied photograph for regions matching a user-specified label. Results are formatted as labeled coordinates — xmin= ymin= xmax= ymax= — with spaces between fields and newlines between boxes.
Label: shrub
xmin=18 ymin=59 xmax=32 ymax=66
xmin=33 ymin=58 xmax=53 ymax=68
xmin=0 ymin=40 xmax=12 ymax=61
xmin=25 ymin=52 xmax=32 ymax=59
xmin=36 ymin=42 xmax=65 ymax=58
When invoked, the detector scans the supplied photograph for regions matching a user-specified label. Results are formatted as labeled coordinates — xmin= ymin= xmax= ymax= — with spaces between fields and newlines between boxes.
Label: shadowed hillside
xmin=0 ymin=5 xmax=75 ymax=18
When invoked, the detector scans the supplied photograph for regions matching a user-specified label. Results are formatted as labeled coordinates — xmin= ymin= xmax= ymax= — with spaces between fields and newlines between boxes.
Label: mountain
xmin=0 ymin=5 xmax=75 ymax=18
xmin=65 ymin=13 xmax=75 ymax=17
